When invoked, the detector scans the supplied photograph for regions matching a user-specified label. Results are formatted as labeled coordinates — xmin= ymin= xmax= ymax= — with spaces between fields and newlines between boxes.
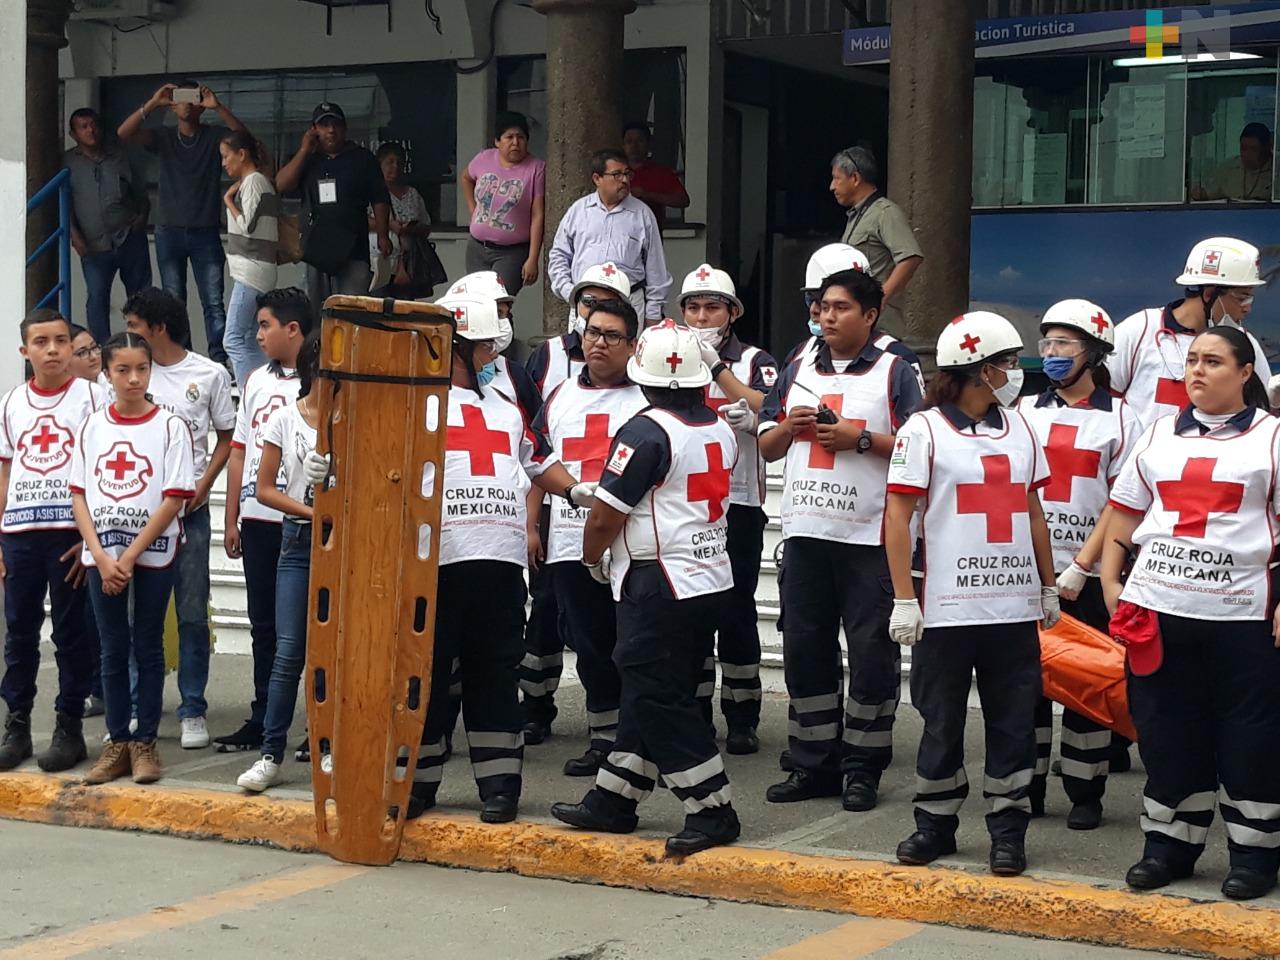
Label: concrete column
xmin=1 ymin=1 xmax=27 ymax=390
xmin=26 ymin=0 xmax=71 ymax=315
xmin=886 ymin=0 xmax=976 ymax=368
xmin=532 ymin=0 xmax=636 ymax=337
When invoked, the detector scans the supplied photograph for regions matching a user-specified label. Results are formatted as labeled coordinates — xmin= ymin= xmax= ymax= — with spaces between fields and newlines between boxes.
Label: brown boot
xmin=129 ymin=740 xmax=163 ymax=784
xmin=83 ymin=742 xmax=131 ymax=785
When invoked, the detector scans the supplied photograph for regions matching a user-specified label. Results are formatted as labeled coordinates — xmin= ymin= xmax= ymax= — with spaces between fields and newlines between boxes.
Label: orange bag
xmin=1038 ymin=612 xmax=1138 ymax=742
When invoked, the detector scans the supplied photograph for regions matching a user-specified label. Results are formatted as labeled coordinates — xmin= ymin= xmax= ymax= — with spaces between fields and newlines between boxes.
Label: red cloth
xmin=1039 ymin=612 xmax=1138 ymax=741
xmin=629 ymin=163 xmax=686 ymax=228
xmin=1109 ymin=600 xmax=1164 ymax=677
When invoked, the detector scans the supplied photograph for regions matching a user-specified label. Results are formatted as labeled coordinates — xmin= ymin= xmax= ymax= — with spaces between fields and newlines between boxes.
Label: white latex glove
xmin=585 ymin=551 xmax=611 ymax=585
xmin=1055 ymin=561 xmax=1089 ymax=602
xmin=303 ymin=451 xmax=330 ymax=485
xmin=723 ymin=397 xmax=757 ymax=433
xmin=889 ymin=598 xmax=924 ymax=647
xmin=568 ymin=481 xmax=598 ymax=509
xmin=698 ymin=340 xmax=721 ymax=370
xmin=1269 ymin=373 xmax=1280 ymax=410
xmin=1041 ymin=585 xmax=1062 ymax=629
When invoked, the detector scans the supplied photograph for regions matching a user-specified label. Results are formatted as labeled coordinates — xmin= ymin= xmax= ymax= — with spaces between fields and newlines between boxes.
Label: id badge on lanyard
xmin=317 ymin=177 xmax=338 ymax=205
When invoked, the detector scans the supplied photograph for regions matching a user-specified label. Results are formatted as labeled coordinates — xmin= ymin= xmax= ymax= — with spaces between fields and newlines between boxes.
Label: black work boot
xmin=0 ymin=713 xmax=33 ymax=770
xmin=213 ymin=719 xmax=263 ymax=753
xmin=37 ymin=712 xmax=87 ymax=772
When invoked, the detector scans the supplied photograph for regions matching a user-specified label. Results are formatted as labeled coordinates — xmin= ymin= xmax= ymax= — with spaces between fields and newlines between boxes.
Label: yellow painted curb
xmin=2 ymin=773 xmax=1278 ymax=959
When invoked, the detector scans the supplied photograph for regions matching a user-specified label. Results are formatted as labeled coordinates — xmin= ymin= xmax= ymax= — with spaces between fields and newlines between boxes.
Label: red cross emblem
xmin=447 ymin=404 xmax=511 ymax=477
xmin=1155 ymin=377 xmax=1189 ymax=410
xmin=704 ymin=387 xmax=730 ymax=414
xmin=1090 ymin=312 xmax=1108 ymax=334
xmin=1156 ymin=457 xmax=1244 ymax=538
xmin=17 ymin=415 xmax=72 ymax=475
xmin=94 ymin=441 xmax=153 ymax=502
xmin=696 ymin=267 xmax=712 ymax=281
xmin=562 ymin=413 xmax=614 ymax=482
xmin=895 ymin=438 xmax=905 ymax=452
xmin=666 ymin=351 xmax=683 ymax=373
xmin=601 ymin=264 xmax=617 ymax=277
xmin=1205 ymin=251 xmax=1220 ymax=265
xmin=956 ymin=454 xmax=1028 ymax=543
xmin=453 ymin=307 xmax=466 ymax=320
xmin=959 ymin=333 xmax=982 ymax=355
xmin=687 ymin=442 xmax=731 ymax=523
xmin=1041 ymin=423 xmax=1102 ymax=503
xmin=799 ymin=394 xmax=864 ymax=471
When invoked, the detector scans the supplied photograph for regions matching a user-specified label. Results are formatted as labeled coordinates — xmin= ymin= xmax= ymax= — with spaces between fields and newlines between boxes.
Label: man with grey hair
xmin=830 ymin=146 xmax=923 ymax=340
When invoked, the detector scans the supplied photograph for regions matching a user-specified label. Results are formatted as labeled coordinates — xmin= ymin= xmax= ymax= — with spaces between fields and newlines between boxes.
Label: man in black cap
xmin=276 ymin=102 xmax=392 ymax=309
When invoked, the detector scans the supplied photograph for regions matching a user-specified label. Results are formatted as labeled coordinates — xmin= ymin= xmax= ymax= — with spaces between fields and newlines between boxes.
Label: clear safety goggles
xmin=1037 ymin=337 xmax=1087 ymax=358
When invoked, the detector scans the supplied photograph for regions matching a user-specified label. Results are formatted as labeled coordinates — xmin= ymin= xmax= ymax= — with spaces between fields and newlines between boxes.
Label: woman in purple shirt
xmin=461 ymin=112 xmax=546 ymax=297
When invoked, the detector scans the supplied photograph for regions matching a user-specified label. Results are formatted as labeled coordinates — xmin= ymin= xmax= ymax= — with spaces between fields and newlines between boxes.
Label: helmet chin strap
xmin=1049 ymin=357 xmax=1091 ymax=390
xmin=454 ymin=337 xmax=483 ymax=396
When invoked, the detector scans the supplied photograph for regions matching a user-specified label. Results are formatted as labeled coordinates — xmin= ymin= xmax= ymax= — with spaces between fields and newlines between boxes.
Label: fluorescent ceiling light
xmin=1113 ymin=52 xmax=1262 ymax=67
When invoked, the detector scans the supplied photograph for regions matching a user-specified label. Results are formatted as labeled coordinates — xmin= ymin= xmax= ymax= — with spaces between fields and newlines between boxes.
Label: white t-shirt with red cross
xmin=1110 ymin=407 xmax=1280 ymax=621
xmin=231 ymin=362 xmax=300 ymax=525
xmin=1017 ymin=388 xmax=1139 ymax=576
xmin=69 ymin=404 xmax=195 ymax=568
xmin=261 ymin=401 xmax=319 ymax=523
xmin=535 ymin=371 xmax=646 ymax=564
xmin=595 ymin=406 xmax=737 ymax=601
xmin=441 ymin=384 xmax=557 ymax=568
xmin=887 ymin=404 xmax=1049 ymax=627
xmin=0 ymin=377 xmax=105 ymax=533
xmin=706 ymin=334 xmax=778 ymax=508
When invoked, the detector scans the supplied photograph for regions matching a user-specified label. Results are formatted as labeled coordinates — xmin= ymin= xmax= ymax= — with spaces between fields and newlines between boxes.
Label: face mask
xmin=1041 ymin=356 xmax=1076 ymax=382
xmin=568 ymin=313 xmax=586 ymax=337
xmin=808 ymin=320 xmax=823 ymax=338
xmin=693 ymin=325 xmax=724 ymax=351
xmin=495 ymin=318 xmax=514 ymax=353
xmin=988 ymin=366 xmax=1024 ymax=407
xmin=476 ymin=361 xmax=497 ymax=387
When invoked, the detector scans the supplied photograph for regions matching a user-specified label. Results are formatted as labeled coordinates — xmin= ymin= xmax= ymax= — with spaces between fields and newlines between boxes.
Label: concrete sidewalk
xmin=15 ymin=652 xmax=1272 ymax=911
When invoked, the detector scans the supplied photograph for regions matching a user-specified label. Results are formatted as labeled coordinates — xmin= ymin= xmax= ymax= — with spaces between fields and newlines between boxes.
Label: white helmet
xmin=435 ymin=296 xmax=503 ymax=342
xmin=936 ymin=311 xmax=1023 ymax=369
xmin=1176 ymin=237 xmax=1265 ymax=288
xmin=626 ymin=318 xmax=711 ymax=389
xmin=570 ymin=262 xmax=632 ymax=304
xmin=444 ymin=270 xmax=514 ymax=305
xmin=678 ymin=264 xmax=744 ymax=315
xmin=803 ymin=243 xmax=871 ymax=291
xmin=1039 ymin=298 xmax=1115 ymax=351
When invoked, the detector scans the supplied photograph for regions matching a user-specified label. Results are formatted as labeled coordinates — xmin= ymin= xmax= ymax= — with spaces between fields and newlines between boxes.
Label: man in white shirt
xmin=124 ymin=288 xmax=235 ymax=749
xmin=547 ymin=150 xmax=672 ymax=324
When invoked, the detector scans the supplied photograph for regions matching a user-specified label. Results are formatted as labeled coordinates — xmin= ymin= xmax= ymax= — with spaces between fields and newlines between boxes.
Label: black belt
xmin=471 ymin=238 xmax=528 ymax=251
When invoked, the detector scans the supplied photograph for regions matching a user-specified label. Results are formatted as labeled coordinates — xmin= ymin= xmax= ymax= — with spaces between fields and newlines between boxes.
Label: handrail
xmin=26 ymin=168 xmax=72 ymax=319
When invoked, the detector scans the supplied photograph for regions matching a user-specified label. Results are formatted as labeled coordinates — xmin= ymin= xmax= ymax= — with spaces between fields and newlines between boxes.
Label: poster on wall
xmin=1117 ymin=85 xmax=1166 ymax=161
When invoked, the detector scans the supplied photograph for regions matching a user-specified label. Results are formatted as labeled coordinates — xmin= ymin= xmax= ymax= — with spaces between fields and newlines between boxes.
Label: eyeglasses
xmin=73 ymin=345 xmax=101 ymax=360
xmin=1224 ymin=290 xmax=1256 ymax=307
xmin=986 ymin=354 xmax=1022 ymax=370
xmin=803 ymin=292 xmax=819 ymax=308
xmin=1037 ymin=337 xmax=1085 ymax=357
xmin=599 ymin=169 xmax=634 ymax=181
xmin=577 ymin=294 xmax=623 ymax=311
xmin=583 ymin=326 xmax=632 ymax=347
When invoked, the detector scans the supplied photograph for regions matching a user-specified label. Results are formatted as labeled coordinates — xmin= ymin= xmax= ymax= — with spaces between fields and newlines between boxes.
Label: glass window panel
xmin=1088 ymin=61 xmax=1187 ymax=204
xmin=1185 ymin=52 xmax=1277 ymax=203
xmin=971 ymin=59 xmax=1088 ymax=208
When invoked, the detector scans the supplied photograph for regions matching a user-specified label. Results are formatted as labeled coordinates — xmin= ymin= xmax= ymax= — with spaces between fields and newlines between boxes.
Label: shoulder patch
xmin=604 ymin=442 xmax=636 ymax=475
xmin=760 ymin=365 xmax=778 ymax=388
xmin=890 ymin=435 xmax=909 ymax=467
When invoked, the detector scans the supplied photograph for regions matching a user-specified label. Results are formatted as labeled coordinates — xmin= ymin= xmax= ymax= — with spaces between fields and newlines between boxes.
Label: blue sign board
xmin=844 ymin=2 xmax=1280 ymax=67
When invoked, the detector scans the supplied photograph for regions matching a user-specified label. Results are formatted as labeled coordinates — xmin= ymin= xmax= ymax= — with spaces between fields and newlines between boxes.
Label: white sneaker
xmin=237 ymin=757 xmax=283 ymax=793
xmin=180 ymin=717 xmax=210 ymax=749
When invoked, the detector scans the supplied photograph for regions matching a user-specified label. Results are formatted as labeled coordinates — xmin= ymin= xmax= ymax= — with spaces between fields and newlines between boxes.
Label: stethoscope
xmin=1152 ymin=327 xmax=1189 ymax=384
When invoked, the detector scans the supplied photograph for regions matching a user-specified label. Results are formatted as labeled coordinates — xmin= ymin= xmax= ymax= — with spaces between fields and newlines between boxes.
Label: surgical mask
xmin=807 ymin=319 xmax=823 ymax=338
xmin=988 ymin=367 xmax=1024 ymax=407
xmin=495 ymin=319 xmax=514 ymax=353
xmin=477 ymin=361 xmax=497 ymax=387
xmin=693 ymin=325 xmax=724 ymax=351
xmin=1041 ymin=356 xmax=1076 ymax=382
xmin=568 ymin=313 xmax=586 ymax=337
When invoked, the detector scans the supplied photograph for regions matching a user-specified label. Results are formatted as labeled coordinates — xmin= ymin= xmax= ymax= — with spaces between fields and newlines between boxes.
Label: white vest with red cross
xmin=1113 ymin=412 xmax=1280 ymax=621
xmin=707 ymin=343 xmax=776 ymax=508
xmin=543 ymin=376 xmax=646 ymax=564
xmin=777 ymin=350 xmax=897 ymax=546
xmin=441 ymin=386 xmax=541 ymax=568
xmin=0 ymin=378 xmax=104 ymax=534
xmin=609 ymin=408 xmax=737 ymax=601
xmin=1109 ymin=308 xmax=1272 ymax=433
xmin=537 ymin=335 xmax=586 ymax=403
xmin=1017 ymin=395 xmax=1134 ymax=576
xmin=895 ymin=407 xmax=1046 ymax=627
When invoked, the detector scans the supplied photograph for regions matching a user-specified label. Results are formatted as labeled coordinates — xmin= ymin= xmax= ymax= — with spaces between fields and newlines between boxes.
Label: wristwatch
xmin=710 ymin=361 xmax=728 ymax=380
xmin=855 ymin=429 xmax=873 ymax=455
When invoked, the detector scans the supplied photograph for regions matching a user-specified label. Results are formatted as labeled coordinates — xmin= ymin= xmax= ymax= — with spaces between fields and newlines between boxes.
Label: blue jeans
xmin=80 ymin=230 xmax=153 ymax=344
xmin=261 ymin=521 xmax=311 ymax=761
xmin=0 ymin=530 xmax=91 ymax=719
xmin=154 ymin=225 xmax=227 ymax=364
xmin=174 ymin=505 xmax=212 ymax=719
xmin=89 ymin=563 xmax=176 ymax=743
xmin=225 ymin=280 xmax=267 ymax=389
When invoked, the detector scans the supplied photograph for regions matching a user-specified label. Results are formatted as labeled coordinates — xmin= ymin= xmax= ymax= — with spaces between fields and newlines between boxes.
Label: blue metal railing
xmin=26 ymin=168 xmax=72 ymax=319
